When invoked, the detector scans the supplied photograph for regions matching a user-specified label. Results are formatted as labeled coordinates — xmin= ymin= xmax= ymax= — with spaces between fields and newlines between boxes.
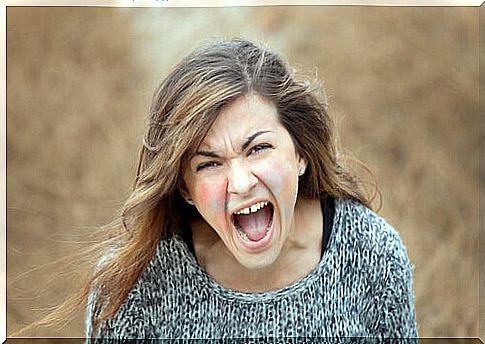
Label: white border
xmin=2 ymin=0 xmax=485 ymax=7
xmin=1 ymin=0 xmax=482 ymax=342
xmin=1 ymin=1 xmax=5 ymax=343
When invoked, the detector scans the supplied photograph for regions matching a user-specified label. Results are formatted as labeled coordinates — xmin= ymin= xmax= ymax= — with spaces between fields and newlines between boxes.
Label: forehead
xmin=200 ymin=94 xmax=281 ymax=148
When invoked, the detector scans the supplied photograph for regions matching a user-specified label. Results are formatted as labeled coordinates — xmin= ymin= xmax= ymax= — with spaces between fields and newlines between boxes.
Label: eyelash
xmin=248 ymin=143 xmax=272 ymax=156
xmin=196 ymin=144 xmax=273 ymax=171
xmin=196 ymin=161 xmax=220 ymax=172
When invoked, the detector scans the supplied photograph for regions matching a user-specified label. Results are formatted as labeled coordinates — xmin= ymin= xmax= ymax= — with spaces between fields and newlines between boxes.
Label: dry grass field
xmin=7 ymin=6 xmax=480 ymax=338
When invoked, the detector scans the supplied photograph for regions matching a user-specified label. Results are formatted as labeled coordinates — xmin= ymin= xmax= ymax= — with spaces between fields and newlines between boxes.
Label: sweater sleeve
xmin=374 ymin=225 xmax=418 ymax=339
xmin=85 ymin=284 xmax=129 ymax=342
xmin=84 ymin=250 xmax=155 ymax=341
xmin=85 ymin=288 xmax=98 ymax=342
xmin=84 ymin=251 xmax=117 ymax=342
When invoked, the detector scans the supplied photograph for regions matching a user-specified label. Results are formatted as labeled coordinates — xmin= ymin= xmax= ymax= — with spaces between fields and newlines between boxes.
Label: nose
xmin=227 ymin=160 xmax=258 ymax=195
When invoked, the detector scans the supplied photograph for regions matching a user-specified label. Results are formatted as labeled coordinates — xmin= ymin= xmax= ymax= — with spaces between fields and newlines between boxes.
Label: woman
xmin=86 ymin=38 xmax=417 ymax=339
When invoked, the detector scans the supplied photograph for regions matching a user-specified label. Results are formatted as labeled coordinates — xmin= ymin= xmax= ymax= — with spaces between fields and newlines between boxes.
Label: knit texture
xmin=86 ymin=198 xmax=417 ymax=340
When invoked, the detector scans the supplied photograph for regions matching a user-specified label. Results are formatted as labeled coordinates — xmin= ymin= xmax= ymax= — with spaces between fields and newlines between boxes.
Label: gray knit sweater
xmin=86 ymin=198 xmax=417 ymax=340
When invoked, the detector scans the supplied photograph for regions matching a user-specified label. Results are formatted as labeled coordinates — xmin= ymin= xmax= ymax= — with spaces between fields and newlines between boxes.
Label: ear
xmin=179 ymin=184 xmax=195 ymax=205
xmin=297 ymin=155 xmax=308 ymax=177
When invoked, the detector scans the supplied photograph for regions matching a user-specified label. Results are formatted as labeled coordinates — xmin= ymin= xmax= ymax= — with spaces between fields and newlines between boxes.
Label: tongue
xmin=234 ymin=206 xmax=272 ymax=241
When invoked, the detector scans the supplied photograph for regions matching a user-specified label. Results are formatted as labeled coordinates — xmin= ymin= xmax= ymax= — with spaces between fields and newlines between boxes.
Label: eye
xmin=196 ymin=161 xmax=220 ymax=172
xmin=248 ymin=143 xmax=273 ymax=156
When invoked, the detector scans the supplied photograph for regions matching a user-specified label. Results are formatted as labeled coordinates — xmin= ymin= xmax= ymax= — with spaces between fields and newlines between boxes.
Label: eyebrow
xmin=195 ymin=130 xmax=272 ymax=158
xmin=195 ymin=150 xmax=221 ymax=158
xmin=242 ymin=130 xmax=271 ymax=151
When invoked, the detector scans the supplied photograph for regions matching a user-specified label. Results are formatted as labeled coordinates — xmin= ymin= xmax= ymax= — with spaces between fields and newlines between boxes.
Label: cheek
xmin=256 ymin=157 xmax=298 ymax=198
xmin=256 ymin=157 xmax=299 ymax=223
xmin=194 ymin=179 xmax=228 ymax=218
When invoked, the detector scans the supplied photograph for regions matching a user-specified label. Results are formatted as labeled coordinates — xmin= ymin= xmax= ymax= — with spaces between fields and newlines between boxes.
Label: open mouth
xmin=232 ymin=201 xmax=274 ymax=243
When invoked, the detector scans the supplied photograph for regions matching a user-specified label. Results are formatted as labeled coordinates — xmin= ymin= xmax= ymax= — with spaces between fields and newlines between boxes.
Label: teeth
xmin=234 ymin=201 xmax=268 ymax=215
xmin=240 ymin=230 xmax=249 ymax=241
xmin=235 ymin=211 xmax=273 ymax=242
xmin=237 ymin=226 xmax=270 ymax=242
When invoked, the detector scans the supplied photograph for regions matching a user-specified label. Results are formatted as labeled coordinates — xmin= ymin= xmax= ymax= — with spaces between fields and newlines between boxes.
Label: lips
xmin=232 ymin=201 xmax=274 ymax=242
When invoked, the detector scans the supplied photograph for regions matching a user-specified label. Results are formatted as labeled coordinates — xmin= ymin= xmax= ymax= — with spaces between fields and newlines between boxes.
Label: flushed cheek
xmin=256 ymin=158 xmax=298 ymax=197
xmin=195 ymin=179 xmax=228 ymax=225
xmin=256 ymin=158 xmax=298 ymax=223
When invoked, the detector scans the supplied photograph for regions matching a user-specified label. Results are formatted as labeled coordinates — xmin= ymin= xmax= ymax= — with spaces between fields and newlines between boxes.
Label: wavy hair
xmin=21 ymin=38 xmax=379 ymax=335
xmin=90 ymin=37 xmax=380 ymax=333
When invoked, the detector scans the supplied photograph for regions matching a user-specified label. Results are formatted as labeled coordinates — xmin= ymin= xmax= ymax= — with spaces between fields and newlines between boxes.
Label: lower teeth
xmin=240 ymin=230 xmax=249 ymax=241
xmin=237 ymin=227 xmax=270 ymax=242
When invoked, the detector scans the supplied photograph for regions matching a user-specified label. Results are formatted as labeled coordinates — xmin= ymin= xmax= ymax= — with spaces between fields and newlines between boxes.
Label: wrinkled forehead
xmin=197 ymin=93 xmax=280 ymax=150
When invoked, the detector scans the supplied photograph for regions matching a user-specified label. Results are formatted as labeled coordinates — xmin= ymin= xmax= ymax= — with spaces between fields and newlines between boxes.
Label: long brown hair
xmin=21 ymin=38 xmax=379 ymax=336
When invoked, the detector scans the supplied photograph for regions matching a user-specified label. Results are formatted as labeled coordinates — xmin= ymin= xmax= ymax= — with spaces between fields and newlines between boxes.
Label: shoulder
xmin=85 ymin=235 xmax=192 ymax=339
xmin=333 ymin=198 xmax=414 ymax=284
xmin=334 ymin=198 xmax=417 ymax=337
xmin=336 ymin=198 xmax=411 ymax=260
xmin=336 ymin=198 xmax=396 ymax=239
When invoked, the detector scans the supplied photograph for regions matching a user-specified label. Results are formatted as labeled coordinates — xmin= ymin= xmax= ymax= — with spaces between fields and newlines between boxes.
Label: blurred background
xmin=7 ymin=6 xmax=479 ymax=338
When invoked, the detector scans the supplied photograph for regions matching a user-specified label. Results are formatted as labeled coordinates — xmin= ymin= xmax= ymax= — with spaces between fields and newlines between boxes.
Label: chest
xmin=112 ymin=276 xmax=376 ymax=339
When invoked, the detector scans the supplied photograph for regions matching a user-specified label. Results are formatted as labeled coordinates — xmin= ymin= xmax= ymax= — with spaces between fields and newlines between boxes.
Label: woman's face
xmin=182 ymin=93 xmax=307 ymax=269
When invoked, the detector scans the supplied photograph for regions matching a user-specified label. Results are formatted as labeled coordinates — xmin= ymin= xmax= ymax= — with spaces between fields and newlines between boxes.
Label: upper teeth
xmin=234 ymin=201 xmax=269 ymax=215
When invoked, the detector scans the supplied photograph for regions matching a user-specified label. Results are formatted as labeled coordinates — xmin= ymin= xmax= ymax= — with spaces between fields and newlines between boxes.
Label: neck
xmin=191 ymin=197 xmax=323 ymax=292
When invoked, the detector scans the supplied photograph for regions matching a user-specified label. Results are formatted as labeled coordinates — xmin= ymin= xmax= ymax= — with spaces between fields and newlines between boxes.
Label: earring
xmin=298 ymin=166 xmax=306 ymax=176
xmin=186 ymin=198 xmax=195 ymax=205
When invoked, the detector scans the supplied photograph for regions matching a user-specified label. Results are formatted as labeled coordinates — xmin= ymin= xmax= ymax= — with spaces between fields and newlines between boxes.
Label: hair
xmin=18 ymin=37 xmax=379 ymax=336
